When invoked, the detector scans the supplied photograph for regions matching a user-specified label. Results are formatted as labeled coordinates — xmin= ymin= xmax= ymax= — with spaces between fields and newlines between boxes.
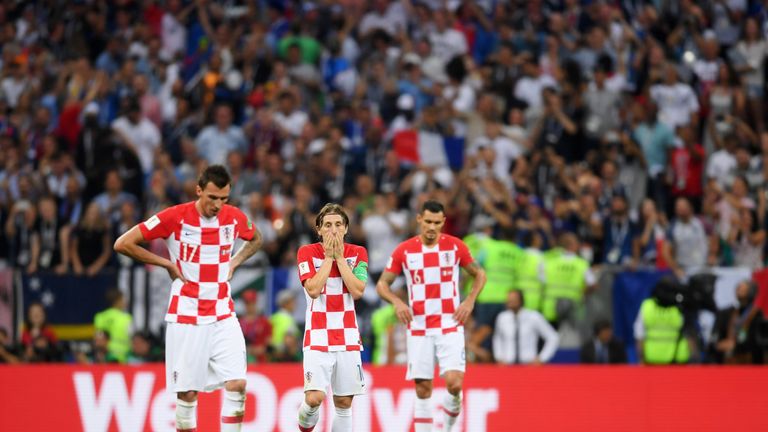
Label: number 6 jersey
xmin=384 ymin=234 xmax=474 ymax=336
xmin=139 ymin=202 xmax=255 ymax=325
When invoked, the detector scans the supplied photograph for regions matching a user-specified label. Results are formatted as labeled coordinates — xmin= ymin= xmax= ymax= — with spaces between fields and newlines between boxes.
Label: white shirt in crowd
xmin=706 ymin=148 xmax=737 ymax=189
xmin=161 ymin=11 xmax=186 ymax=61
xmin=493 ymin=308 xmax=559 ymax=364
xmin=361 ymin=210 xmax=407 ymax=273
xmin=273 ymin=110 xmax=308 ymax=138
xmin=514 ymin=74 xmax=557 ymax=109
xmin=111 ymin=116 xmax=161 ymax=174
xmin=429 ymin=28 xmax=468 ymax=65
xmin=650 ymin=82 xmax=700 ymax=129
xmin=195 ymin=125 xmax=247 ymax=166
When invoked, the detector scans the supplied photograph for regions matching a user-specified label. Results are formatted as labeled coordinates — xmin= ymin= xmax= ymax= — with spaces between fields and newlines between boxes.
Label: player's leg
xmin=407 ymin=334 xmax=437 ymax=432
xmin=414 ymin=379 xmax=434 ymax=432
xmin=208 ymin=318 xmax=248 ymax=431
xmin=299 ymin=350 xmax=332 ymax=432
xmin=176 ymin=390 xmax=198 ymax=432
xmin=330 ymin=351 xmax=366 ymax=432
xmin=436 ymin=332 xmax=467 ymax=431
xmin=166 ymin=323 xmax=210 ymax=432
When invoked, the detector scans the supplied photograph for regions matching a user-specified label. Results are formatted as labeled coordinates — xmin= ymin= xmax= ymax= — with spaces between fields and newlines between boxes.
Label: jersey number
xmin=180 ymin=242 xmax=199 ymax=262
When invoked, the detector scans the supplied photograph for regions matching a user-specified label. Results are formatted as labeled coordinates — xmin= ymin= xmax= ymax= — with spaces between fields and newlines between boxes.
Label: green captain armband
xmin=353 ymin=261 xmax=369 ymax=283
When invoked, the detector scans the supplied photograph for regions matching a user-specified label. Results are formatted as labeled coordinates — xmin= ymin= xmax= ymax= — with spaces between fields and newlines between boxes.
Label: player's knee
xmin=305 ymin=391 xmax=325 ymax=407
xmin=225 ymin=379 xmax=247 ymax=393
xmin=415 ymin=380 xmax=433 ymax=399
xmin=177 ymin=390 xmax=198 ymax=402
xmin=446 ymin=380 xmax=463 ymax=395
xmin=333 ymin=395 xmax=353 ymax=409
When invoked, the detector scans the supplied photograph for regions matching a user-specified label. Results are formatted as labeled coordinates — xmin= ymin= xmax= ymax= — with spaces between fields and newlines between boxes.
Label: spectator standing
xmin=493 ymin=290 xmax=559 ymax=365
xmin=580 ymin=320 xmax=627 ymax=364
xmin=93 ymin=289 xmax=133 ymax=363
xmin=238 ymin=290 xmax=272 ymax=364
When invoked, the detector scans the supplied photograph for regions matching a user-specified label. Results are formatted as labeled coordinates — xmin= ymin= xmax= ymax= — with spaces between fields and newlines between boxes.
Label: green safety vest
xmin=93 ymin=308 xmax=132 ymax=363
xmin=462 ymin=233 xmax=491 ymax=295
xmin=515 ymin=249 xmax=544 ymax=311
xmin=640 ymin=298 xmax=690 ymax=364
xmin=269 ymin=310 xmax=298 ymax=351
xmin=476 ymin=239 xmax=521 ymax=304
xmin=371 ymin=304 xmax=396 ymax=365
xmin=542 ymin=252 xmax=588 ymax=322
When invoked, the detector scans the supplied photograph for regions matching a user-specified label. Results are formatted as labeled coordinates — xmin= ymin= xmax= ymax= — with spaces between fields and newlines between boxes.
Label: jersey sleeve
xmin=233 ymin=207 xmax=256 ymax=241
xmin=456 ymin=238 xmax=475 ymax=267
xmin=297 ymin=245 xmax=317 ymax=284
xmin=384 ymin=243 xmax=405 ymax=275
xmin=139 ymin=206 xmax=178 ymax=241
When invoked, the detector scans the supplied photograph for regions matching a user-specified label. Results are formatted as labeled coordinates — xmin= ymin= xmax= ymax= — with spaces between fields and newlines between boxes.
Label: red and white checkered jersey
xmin=297 ymin=243 xmax=368 ymax=352
xmin=140 ymin=202 xmax=256 ymax=325
xmin=384 ymin=235 xmax=474 ymax=336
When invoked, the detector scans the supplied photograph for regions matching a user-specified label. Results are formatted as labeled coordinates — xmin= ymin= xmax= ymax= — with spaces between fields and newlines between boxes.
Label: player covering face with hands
xmin=377 ymin=200 xmax=486 ymax=431
xmin=296 ymin=203 xmax=368 ymax=432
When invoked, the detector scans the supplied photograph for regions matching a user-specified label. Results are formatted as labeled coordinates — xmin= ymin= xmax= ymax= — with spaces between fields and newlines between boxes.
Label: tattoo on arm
xmin=463 ymin=262 xmax=483 ymax=277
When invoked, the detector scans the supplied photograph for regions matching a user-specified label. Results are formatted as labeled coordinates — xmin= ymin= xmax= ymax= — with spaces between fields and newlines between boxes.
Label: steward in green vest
xmin=636 ymin=291 xmax=690 ymax=364
xmin=371 ymin=304 xmax=396 ymax=365
xmin=462 ymin=217 xmax=495 ymax=295
xmin=515 ymin=231 xmax=545 ymax=312
xmin=542 ymin=233 xmax=594 ymax=323
xmin=93 ymin=289 xmax=132 ymax=363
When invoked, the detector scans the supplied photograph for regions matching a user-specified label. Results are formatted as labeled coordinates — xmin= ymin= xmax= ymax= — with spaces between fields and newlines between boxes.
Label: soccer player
xmin=376 ymin=200 xmax=486 ymax=432
xmin=114 ymin=165 xmax=262 ymax=432
xmin=296 ymin=203 xmax=368 ymax=432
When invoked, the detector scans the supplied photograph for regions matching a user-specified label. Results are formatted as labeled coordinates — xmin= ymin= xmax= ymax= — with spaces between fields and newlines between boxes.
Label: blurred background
xmin=1 ymin=0 xmax=768 ymax=374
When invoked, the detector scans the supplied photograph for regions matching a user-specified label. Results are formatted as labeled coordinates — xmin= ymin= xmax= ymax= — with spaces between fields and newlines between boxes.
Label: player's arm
xmin=455 ymin=261 xmax=486 ymax=324
xmin=303 ymin=257 xmax=334 ymax=299
xmin=114 ymin=225 xmax=184 ymax=281
xmin=229 ymin=227 xmax=263 ymax=275
xmin=376 ymin=271 xmax=412 ymax=324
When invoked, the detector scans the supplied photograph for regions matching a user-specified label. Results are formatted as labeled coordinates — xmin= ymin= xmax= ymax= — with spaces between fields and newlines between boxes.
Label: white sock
xmin=414 ymin=397 xmax=432 ymax=432
xmin=298 ymin=400 xmax=320 ymax=430
xmin=221 ymin=391 xmax=245 ymax=432
xmin=442 ymin=392 xmax=462 ymax=431
xmin=175 ymin=398 xmax=197 ymax=431
xmin=331 ymin=407 xmax=352 ymax=432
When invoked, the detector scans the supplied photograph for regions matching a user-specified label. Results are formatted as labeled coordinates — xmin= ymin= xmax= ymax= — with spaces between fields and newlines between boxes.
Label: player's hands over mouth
xmin=323 ymin=233 xmax=336 ymax=259
xmin=332 ymin=232 xmax=344 ymax=260
xmin=394 ymin=298 xmax=413 ymax=325
xmin=453 ymin=299 xmax=475 ymax=324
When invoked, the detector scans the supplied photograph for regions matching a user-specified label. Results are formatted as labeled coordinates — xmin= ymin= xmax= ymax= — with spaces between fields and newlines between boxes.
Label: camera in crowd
xmin=653 ymin=274 xmax=717 ymax=313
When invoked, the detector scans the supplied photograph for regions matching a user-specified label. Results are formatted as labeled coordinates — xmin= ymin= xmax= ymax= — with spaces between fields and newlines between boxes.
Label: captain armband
xmin=353 ymin=261 xmax=369 ymax=283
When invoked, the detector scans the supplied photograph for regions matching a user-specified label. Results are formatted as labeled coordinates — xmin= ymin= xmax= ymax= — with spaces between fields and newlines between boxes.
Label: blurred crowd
xmin=2 ymin=0 xmax=768 ymax=365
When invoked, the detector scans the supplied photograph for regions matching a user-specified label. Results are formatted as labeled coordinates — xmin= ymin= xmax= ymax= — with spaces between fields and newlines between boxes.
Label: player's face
xmin=317 ymin=213 xmax=348 ymax=239
xmin=417 ymin=210 xmax=445 ymax=244
xmin=197 ymin=182 xmax=230 ymax=218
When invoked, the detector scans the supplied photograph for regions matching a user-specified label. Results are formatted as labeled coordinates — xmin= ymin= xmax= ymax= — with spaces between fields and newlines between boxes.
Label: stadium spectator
xmin=370 ymin=287 xmax=408 ymax=366
xmin=20 ymin=302 xmax=60 ymax=363
xmin=93 ymin=289 xmax=133 ymax=363
xmin=709 ymin=280 xmax=765 ymax=364
xmin=91 ymin=169 xmax=139 ymax=226
xmin=69 ymin=203 xmax=112 ymax=277
xmin=580 ymin=319 xmax=627 ymax=364
xmin=0 ymin=328 xmax=20 ymax=364
xmin=127 ymin=331 xmax=163 ymax=364
xmin=239 ymin=289 xmax=272 ymax=364
xmin=269 ymin=289 xmax=300 ymax=362
xmin=664 ymin=197 xmax=709 ymax=278
xmin=195 ymin=104 xmax=246 ymax=166
xmin=493 ymin=290 xmax=559 ymax=365
xmin=76 ymin=330 xmax=117 ymax=364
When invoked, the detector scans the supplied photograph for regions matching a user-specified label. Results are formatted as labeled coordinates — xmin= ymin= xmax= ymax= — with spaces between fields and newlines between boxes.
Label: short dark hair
xmin=198 ymin=165 xmax=231 ymax=189
xmin=420 ymin=199 xmax=445 ymax=215
xmin=593 ymin=319 xmax=612 ymax=336
xmin=510 ymin=289 xmax=525 ymax=305
xmin=315 ymin=203 xmax=349 ymax=228
xmin=105 ymin=289 xmax=123 ymax=307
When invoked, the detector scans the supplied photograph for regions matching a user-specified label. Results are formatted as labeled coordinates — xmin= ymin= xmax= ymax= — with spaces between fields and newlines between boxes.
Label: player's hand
xmin=227 ymin=262 xmax=237 ymax=281
xmin=453 ymin=299 xmax=475 ymax=324
xmin=323 ymin=234 xmax=335 ymax=259
xmin=333 ymin=232 xmax=344 ymax=259
xmin=394 ymin=299 xmax=413 ymax=325
xmin=166 ymin=263 xmax=186 ymax=283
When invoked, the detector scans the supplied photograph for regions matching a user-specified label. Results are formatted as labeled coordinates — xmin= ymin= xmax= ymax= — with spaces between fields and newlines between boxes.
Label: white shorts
xmin=303 ymin=350 xmax=366 ymax=396
xmin=165 ymin=317 xmax=246 ymax=394
xmin=406 ymin=331 xmax=466 ymax=380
